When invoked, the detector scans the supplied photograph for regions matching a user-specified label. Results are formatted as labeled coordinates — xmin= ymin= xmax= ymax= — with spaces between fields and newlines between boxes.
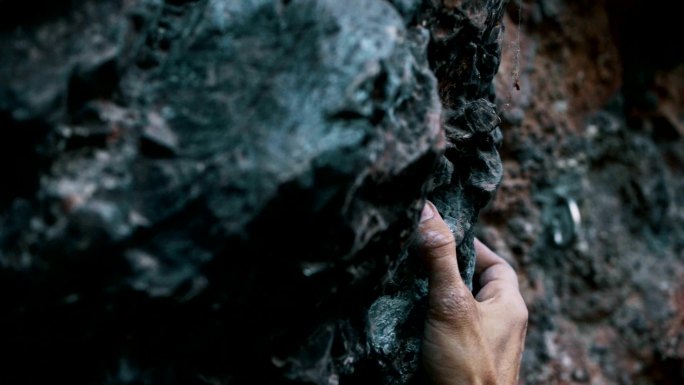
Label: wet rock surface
xmin=0 ymin=1 xmax=506 ymax=384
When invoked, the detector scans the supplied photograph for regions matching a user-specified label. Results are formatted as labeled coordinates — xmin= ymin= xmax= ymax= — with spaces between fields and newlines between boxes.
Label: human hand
xmin=417 ymin=201 xmax=528 ymax=385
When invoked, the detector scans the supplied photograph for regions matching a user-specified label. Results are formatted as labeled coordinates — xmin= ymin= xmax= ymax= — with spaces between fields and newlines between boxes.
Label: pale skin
xmin=417 ymin=201 xmax=528 ymax=385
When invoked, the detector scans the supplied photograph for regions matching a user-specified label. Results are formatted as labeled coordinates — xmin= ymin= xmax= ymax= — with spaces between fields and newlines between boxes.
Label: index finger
xmin=474 ymin=238 xmax=519 ymax=293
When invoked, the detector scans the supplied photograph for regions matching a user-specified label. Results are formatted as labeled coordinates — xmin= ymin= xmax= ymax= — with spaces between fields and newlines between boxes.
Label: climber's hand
xmin=417 ymin=201 xmax=528 ymax=385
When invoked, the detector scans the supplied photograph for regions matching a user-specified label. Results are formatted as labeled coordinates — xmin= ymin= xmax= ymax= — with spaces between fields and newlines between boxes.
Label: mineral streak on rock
xmin=0 ymin=0 xmax=507 ymax=384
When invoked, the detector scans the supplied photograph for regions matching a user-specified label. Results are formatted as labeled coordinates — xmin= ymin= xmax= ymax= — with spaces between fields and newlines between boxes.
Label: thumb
xmin=418 ymin=201 xmax=473 ymax=324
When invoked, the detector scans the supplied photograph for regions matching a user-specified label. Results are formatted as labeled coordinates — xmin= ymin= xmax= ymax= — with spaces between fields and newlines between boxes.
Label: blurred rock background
xmin=479 ymin=0 xmax=684 ymax=383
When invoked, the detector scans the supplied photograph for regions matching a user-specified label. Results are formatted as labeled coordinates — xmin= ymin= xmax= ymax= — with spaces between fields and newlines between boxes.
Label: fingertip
xmin=420 ymin=201 xmax=436 ymax=222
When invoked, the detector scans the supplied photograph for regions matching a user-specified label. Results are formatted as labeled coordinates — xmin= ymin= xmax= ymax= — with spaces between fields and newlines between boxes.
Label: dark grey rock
xmin=0 ymin=0 xmax=507 ymax=384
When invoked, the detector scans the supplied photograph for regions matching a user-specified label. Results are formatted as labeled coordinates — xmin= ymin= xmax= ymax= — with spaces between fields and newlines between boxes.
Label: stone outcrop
xmin=0 ymin=0 xmax=507 ymax=384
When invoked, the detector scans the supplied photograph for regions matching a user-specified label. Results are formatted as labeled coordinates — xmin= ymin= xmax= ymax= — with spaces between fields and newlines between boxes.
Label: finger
xmin=418 ymin=201 xmax=473 ymax=321
xmin=474 ymin=238 xmax=508 ymax=275
xmin=474 ymin=238 xmax=519 ymax=299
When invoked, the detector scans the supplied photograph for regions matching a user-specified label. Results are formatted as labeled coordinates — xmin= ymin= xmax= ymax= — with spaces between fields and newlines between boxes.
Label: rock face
xmin=0 ymin=1 xmax=506 ymax=384
xmin=481 ymin=0 xmax=684 ymax=383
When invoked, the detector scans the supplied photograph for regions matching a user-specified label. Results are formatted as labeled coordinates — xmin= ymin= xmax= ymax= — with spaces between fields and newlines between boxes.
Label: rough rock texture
xmin=0 ymin=1 xmax=507 ymax=384
xmin=479 ymin=0 xmax=684 ymax=383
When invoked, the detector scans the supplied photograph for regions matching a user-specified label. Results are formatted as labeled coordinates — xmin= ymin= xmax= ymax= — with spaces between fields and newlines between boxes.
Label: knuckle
xmin=488 ymin=263 xmax=520 ymax=289
xmin=488 ymin=280 xmax=508 ymax=294
xmin=499 ymin=263 xmax=519 ymax=282
xmin=503 ymin=261 xmax=518 ymax=275
xmin=512 ymin=296 xmax=528 ymax=323
xmin=481 ymin=280 xmax=511 ymax=299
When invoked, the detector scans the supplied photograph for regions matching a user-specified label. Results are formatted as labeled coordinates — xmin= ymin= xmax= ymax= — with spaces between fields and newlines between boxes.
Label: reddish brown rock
xmin=479 ymin=1 xmax=684 ymax=383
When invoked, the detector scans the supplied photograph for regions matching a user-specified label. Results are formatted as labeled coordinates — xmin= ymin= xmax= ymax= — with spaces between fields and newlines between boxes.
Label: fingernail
xmin=420 ymin=202 xmax=435 ymax=222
